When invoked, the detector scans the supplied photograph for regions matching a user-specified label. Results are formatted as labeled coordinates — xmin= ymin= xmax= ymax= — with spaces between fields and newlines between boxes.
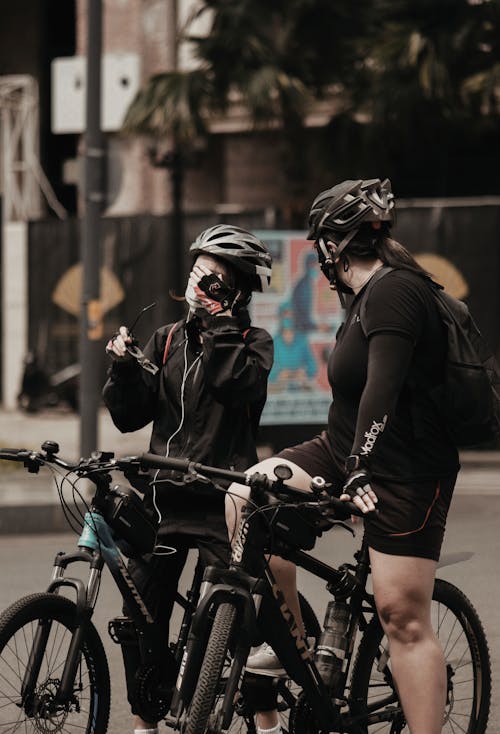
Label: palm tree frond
xmin=122 ymin=69 xmax=213 ymax=145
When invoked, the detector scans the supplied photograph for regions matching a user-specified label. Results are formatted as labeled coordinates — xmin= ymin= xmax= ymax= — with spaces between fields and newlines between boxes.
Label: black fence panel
xmin=394 ymin=203 xmax=500 ymax=357
xmin=27 ymin=217 xmax=80 ymax=374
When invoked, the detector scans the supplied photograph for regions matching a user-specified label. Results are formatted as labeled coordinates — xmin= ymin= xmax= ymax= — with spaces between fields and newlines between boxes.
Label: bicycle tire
xmin=349 ymin=578 xmax=491 ymax=733
xmin=0 ymin=592 xmax=110 ymax=734
xmin=218 ymin=592 xmax=321 ymax=734
xmin=185 ymin=602 xmax=238 ymax=734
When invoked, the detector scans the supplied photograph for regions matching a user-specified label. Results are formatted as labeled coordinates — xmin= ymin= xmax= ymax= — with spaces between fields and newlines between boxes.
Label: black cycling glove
xmin=196 ymin=274 xmax=239 ymax=314
xmin=342 ymin=467 xmax=372 ymax=501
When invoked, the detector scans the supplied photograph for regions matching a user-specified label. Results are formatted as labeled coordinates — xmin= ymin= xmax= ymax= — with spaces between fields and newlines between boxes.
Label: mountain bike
xmin=0 ymin=442 xmax=319 ymax=734
xmin=134 ymin=453 xmax=491 ymax=734
xmin=0 ymin=446 xmax=491 ymax=734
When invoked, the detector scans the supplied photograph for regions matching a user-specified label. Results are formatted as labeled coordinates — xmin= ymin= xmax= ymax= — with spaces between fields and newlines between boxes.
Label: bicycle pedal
xmin=108 ymin=616 xmax=138 ymax=645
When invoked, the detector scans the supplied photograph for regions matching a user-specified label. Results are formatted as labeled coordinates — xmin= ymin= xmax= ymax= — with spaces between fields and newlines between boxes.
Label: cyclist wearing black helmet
xmin=103 ymin=224 xmax=273 ymax=734
xmin=228 ymin=180 xmax=459 ymax=734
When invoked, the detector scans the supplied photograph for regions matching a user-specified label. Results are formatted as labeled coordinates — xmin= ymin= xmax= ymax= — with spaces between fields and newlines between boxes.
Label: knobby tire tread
xmin=186 ymin=602 xmax=238 ymax=734
xmin=224 ymin=591 xmax=320 ymax=734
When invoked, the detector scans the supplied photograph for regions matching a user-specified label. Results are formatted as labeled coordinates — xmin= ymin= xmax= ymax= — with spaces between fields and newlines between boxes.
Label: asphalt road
xmin=0 ymin=492 xmax=498 ymax=733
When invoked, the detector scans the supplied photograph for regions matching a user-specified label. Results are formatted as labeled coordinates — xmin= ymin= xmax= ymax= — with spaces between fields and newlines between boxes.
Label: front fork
xmin=21 ymin=543 xmax=102 ymax=714
xmin=169 ymin=567 xmax=263 ymax=722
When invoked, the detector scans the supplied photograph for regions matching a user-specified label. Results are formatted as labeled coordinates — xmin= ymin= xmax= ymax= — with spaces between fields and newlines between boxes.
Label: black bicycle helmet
xmin=190 ymin=225 xmax=272 ymax=292
xmin=307 ymin=178 xmax=395 ymax=255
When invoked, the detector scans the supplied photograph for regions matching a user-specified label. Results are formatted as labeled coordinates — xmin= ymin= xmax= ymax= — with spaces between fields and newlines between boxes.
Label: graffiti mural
xmin=251 ymin=231 xmax=344 ymax=425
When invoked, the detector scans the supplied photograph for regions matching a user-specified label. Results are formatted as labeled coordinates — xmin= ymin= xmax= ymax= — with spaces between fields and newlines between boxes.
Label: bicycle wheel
xmin=225 ymin=593 xmax=321 ymax=734
xmin=0 ymin=593 xmax=110 ymax=734
xmin=185 ymin=602 xmax=238 ymax=734
xmin=349 ymin=578 xmax=491 ymax=733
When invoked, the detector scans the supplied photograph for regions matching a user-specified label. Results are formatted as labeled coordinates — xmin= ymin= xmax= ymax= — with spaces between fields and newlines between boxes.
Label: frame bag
xmin=361 ymin=267 xmax=500 ymax=447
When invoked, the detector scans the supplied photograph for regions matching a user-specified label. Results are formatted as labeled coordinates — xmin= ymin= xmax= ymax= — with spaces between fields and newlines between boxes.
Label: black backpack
xmin=360 ymin=267 xmax=500 ymax=447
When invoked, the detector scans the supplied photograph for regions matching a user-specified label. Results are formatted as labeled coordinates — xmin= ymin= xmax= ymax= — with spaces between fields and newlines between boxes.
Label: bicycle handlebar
xmin=138 ymin=452 xmax=363 ymax=517
xmin=0 ymin=444 xmax=364 ymax=518
xmin=138 ymin=452 xmax=249 ymax=484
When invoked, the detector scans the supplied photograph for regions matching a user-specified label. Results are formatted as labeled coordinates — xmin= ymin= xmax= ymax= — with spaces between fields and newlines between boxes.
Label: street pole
xmin=80 ymin=0 xmax=105 ymax=457
xmin=170 ymin=150 xmax=184 ymax=319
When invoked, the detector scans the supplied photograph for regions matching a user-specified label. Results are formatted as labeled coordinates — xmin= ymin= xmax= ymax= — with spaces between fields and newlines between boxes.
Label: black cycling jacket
xmin=102 ymin=311 xmax=273 ymax=494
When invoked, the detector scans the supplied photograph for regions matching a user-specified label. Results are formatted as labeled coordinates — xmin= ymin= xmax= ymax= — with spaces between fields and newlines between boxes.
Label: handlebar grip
xmin=0 ymin=449 xmax=29 ymax=461
xmin=329 ymin=494 xmax=365 ymax=518
xmin=138 ymin=453 xmax=249 ymax=484
xmin=139 ymin=453 xmax=192 ymax=472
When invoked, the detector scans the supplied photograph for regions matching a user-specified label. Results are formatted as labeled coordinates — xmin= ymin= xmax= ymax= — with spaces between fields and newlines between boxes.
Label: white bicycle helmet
xmin=190 ymin=225 xmax=272 ymax=292
xmin=307 ymin=178 xmax=395 ymax=256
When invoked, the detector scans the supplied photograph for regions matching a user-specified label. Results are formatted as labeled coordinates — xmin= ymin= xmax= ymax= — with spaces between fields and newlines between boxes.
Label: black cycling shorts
xmin=277 ymin=431 xmax=457 ymax=562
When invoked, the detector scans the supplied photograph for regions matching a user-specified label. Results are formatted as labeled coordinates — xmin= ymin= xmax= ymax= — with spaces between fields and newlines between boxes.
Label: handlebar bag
xmin=261 ymin=505 xmax=322 ymax=551
xmin=102 ymin=485 xmax=158 ymax=557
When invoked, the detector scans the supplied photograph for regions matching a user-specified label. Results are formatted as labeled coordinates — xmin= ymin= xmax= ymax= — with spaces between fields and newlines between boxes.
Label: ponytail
xmin=345 ymin=223 xmax=430 ymax=278
xmin=375 ymin=236 xmax=430 ymax=278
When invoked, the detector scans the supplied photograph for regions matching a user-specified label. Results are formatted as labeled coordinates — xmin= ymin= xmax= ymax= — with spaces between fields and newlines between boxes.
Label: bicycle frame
xmin=173 ymin=487 xmax=388 ymax=733
xmin=21 ymin=503 xmax=194 ymax=714
xmin=172 ymin=500 xmax=350 ymax=730
xmin=2 ymin=447 xmax=488 ymax=734
xmin=0 ymin=446 xmax=222 ymax=725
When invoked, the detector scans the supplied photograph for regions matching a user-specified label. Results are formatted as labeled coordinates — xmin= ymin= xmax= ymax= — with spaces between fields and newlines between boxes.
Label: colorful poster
xmin=251 ymin=231 xmax=345 ymax=425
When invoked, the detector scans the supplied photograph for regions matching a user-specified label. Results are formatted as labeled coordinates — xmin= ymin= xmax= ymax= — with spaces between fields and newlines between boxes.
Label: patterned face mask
xmin=184 ymin=280 xmax=204 ymax=311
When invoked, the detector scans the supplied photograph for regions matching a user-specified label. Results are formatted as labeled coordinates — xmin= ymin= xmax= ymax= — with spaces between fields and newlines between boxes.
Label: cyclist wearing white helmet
xmin=228 ymin=180 xmax=460 ymax=734
xmin=103 ymin=224 xmax=273 ymax=734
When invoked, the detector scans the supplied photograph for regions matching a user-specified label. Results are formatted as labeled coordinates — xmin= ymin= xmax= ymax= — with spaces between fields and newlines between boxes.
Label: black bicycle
xmin=133 ymin=452 xmax=491 ymax=734
xmin=0 ymin=442 xmax=318 ymax=734
xmin=0 ymin=446 xmax=491 ymax=734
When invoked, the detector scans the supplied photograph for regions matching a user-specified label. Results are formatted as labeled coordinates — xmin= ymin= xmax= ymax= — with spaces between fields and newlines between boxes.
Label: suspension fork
xmin=21 ymin=547 xmax=100 ymax=711
xmin=22 ymin=616 xmax=93 ymax=715
xmin=220 ymin=632 xmax=253 ymax=731
xmin=170 ymin=566 xmax=261 ymax=718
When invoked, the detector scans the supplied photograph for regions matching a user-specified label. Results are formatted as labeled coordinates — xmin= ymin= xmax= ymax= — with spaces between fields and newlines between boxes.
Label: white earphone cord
xmin=152 ymin=336 xmax=202 ymax=555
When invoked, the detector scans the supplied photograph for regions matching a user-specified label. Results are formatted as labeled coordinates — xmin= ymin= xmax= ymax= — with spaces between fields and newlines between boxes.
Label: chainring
xmin=134 ymin=665 xmax=173 ymax=722
xmin=289 ymin=693 xmax=321 ymax=734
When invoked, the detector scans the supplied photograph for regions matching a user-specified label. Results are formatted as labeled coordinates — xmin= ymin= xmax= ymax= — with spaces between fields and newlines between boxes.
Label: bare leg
xmin=226 ymin=458 xmax=313 ymax=729
xmin=256 ymin=711 xmax=279 ymax=728
xmin=226 ymin=457 xmax=313 ymax=634
xmin=370 ymin=549 xmax=446 ymax=734
xmin=133 ymin=716 xmax=157 ymax=731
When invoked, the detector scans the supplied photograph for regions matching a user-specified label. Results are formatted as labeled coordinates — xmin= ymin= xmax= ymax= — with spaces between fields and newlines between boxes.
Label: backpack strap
xmin=162 ymin=322 xmax=252 ymax=366
xmin=162 ymin=321 xmax=183 ymax=365
xmin=359 ymin=266 xmax=394 ymax=337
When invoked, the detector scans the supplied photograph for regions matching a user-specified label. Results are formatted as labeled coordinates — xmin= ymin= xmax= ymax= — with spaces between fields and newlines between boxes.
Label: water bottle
xmin=314 ymin=599 xmax=350 ymax=693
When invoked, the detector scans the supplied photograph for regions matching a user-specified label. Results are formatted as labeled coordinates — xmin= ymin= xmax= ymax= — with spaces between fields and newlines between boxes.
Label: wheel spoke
xmin=0 ymin=596 xmax=109 ymax=734
xmin=347 ymin=580 xmax=490 ymax=734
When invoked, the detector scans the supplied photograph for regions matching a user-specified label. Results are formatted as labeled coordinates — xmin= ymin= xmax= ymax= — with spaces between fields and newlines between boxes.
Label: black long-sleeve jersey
xmin=103 ymin=313 xmax=273 ymax=484
xmin=327 ymin=268 xmax=460 ymax=481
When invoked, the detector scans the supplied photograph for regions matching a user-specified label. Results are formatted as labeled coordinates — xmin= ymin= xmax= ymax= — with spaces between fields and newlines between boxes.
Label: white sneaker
xmin=246 ymin=643 xmax=286 ymax=677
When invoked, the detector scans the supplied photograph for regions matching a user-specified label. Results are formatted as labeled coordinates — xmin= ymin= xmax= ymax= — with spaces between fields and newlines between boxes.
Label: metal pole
xmin=171 ymin=151 xmax=185 ymax=319
xmin=80 ymin=0 xmax=105 ymax=457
